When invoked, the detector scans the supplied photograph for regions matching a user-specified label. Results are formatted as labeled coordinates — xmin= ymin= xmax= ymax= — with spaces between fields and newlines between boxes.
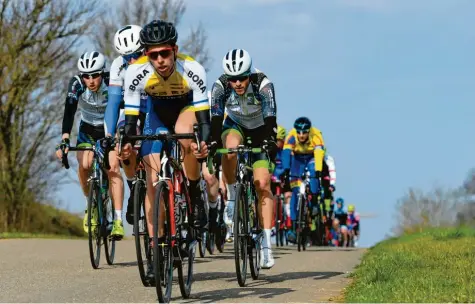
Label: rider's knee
xmin=203 ymin=170 xmax=217 ymax=186
xmin=254 ymin=177 xmax=270 ymax=192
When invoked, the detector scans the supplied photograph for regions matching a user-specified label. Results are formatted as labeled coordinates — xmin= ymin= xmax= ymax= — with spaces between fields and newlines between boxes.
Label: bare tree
xmin=90 ymin=0 xmax=211 ymax=70
xmin=0 ymin=0 xmax=102 ymax=232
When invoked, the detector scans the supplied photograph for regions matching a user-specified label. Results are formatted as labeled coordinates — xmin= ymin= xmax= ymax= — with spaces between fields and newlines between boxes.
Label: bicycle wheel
xmin=177 ymin=199 xmax=195 ymax=298
xmin=103 ymin=196 xmax=116 ymax=265
xmin=133 ymin=179 xmax=151 ymax=287
xmin=154 ymin=181 xmax=173 ymax=303
xmin=249 ymin=187 xmax=260 ymax=280
xmin=87 ymin=181 xmax=101 ymax=269
xmin=234 ymin=183 xmax=248 ymax=287
xmin=296 ymin=194 xmax=305 ymax=252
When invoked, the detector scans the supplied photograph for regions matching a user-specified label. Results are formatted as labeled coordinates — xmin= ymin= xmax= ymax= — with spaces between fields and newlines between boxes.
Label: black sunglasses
xmin=81 ymin=72 xmax=102 ymax=80
xmin=227 ymin=75 xmax=249 ymax=83
xmin=147 ymin=48 xmax=174 ymax=61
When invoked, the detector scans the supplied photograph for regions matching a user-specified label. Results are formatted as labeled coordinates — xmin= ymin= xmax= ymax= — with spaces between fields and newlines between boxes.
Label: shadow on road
xmin=180 ymin=286 xmax=294 ymax=303
xmin=193 ymin=270 xmax=344 ymax=284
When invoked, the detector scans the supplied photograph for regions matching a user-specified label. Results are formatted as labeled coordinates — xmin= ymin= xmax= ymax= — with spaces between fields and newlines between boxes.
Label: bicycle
xmin=119 ymin=125 xmax=202 ymax=303
xmin=61 ymin=140 xmax=116 ymax=269
xmin=208 ymin=138 xmax=268 ymax=287
xmin=291 ymin=167 xmax=320 ymax=252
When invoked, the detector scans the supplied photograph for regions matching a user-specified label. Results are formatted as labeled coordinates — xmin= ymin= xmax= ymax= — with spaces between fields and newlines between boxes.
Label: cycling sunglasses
xmin=81 ymin=72 xmax=102 ymax=80
xmin=227 ymin=75 xmax=249 ymax=83
xmin=296 ymin=129 xmax=310 ymax=135
xmin=146 ymin=48 xmax=174 ymax=61
xmin=123 ymin=51 xmax=143 ymax=62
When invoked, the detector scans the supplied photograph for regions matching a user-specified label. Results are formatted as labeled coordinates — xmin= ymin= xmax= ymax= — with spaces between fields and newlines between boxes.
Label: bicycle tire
xmin=178 ymin=181 xmax=195 ymax=299
xmin=87 ymin=181 xmax=101 ymax=269
xmin=249 ymin=186 xmax=260 ymax=280
xmin=133 ymin=179 xmax=151 ymax=287
xmin=154 ymin=181 xmax=173 ymax=303
xmin=234 ymin=183 xmax=248 ymax=287
xmin=103 ymin=196 xmax=116 ymax=265
xmin=207 ymin=230 xmax=215 ymax=255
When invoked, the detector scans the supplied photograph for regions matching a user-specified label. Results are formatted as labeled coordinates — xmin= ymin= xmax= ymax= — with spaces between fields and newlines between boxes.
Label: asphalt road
xmin=0 ymin=239 xmax=364 ymax=303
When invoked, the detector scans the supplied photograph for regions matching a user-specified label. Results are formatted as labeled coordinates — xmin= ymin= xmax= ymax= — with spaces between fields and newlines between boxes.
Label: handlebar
xmin=61 ymin=146 xmax=93 ymax=170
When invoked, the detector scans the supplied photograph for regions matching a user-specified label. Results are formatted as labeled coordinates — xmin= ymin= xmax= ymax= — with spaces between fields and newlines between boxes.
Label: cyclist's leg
xmin=175 ymin=109 xmax=208 ymax=228
xmin=253 ymin=158 xmax=274 ymax=269
xmin=77 ymin=122 xmax=98 ymax=232
xmin=140 ymin=108 xmax=166 ymax=240
xmin=107 ymin=145 xmax=125 ymax=238
xmin=288 ymin=154 xmax=303 ymax=241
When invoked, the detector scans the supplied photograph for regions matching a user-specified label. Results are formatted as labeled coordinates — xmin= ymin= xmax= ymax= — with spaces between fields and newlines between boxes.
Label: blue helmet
xmin=336 ymin=197 xmax=344 ymax=205
xmin=294 ymin=117 xmax=311 ymax=133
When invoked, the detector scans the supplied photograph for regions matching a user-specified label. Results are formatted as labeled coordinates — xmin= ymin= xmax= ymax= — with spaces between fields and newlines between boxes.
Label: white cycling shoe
xmin=260 ymin=247 xmax=275 ymax=269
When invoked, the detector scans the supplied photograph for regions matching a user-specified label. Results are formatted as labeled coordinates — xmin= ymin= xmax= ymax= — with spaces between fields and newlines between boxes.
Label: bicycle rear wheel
xmin=87 ymin=181 xmax=101 ymax=269
xmin=198 ymin=231 xmax=207 ymax=257
xmin=234 ymin=183 xmax=248 ymax=287
xmin=249 ymin=186 xmax=260 ymax=280
xmin=133 ymin=179 xmax=152 ymax=287
xmin=274 ymin=195 xmax=282 ymax=247
xmin=154 ymin=181 xmax=173 ymax=303
xmin=103 ymin=196 xmax=115 ymax=265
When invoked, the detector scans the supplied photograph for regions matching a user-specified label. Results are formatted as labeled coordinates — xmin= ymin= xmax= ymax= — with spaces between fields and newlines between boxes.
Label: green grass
xmin=344 ymin=227 xmax=475 ymax=303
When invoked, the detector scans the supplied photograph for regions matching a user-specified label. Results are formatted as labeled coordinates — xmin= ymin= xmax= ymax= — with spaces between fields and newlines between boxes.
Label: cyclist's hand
xmin=329 ymin=185 xmax=335 ymax=192
xmin=55 ymin=138 xmax=70 ymax=160
xmin=191 ymin=141 xmax=208 ymax=159
xmin=119 ymin=143 xmax=133 ymax=160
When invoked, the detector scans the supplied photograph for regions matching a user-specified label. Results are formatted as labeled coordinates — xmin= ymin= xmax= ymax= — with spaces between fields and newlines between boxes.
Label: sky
xmin=58 ymin=0 xmax=475 ymax=248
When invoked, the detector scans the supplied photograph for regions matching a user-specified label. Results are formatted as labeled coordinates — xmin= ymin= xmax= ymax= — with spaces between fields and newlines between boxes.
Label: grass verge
xmin=0 ymin=232 xmax=86 ymax=239
xmin=344 ymin=227 xmax=475 ymax=302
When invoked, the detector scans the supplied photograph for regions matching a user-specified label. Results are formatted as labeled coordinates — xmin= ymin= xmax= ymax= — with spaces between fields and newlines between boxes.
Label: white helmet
xmin=222 ymin=49 xmax=252 ymax=76
xmin=77 ymin=51 xmax=106 ymax=73
xmin=114 ymin=25 xmax=143 ymax=55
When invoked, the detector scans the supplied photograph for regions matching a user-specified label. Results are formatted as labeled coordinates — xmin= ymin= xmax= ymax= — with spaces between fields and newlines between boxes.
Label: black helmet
xmin=140 ymin=20 xmax=178 ymax=47
xmin=294 ymin=117 xmax=311 ymax=132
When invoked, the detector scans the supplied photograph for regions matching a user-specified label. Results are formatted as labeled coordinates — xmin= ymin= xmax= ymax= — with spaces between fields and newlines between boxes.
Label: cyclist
xmin=272 ymin=125 xmax=292 ymax=230
xmin=347 ymin=204 xmax=360 ymax=246
xmin=104 ymin=24 xmax=149 ymax=226
xmin=119 ymin=20 xmax=211 ymax=272
xmin=333 ymin=197 xmax=348 ymax=246
xmin=282 ymin=117 xmax=325 ymax=243
xmin=55 ymin=51 xmax=124 ymax=239
xmin=209 ymin=48 xmax=278 ymax=269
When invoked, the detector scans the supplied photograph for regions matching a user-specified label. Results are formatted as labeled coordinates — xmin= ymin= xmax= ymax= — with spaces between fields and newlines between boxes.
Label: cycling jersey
xmin=123 ymin=53 xmax=209 ymax=128
xmin=282 ymin=126 xmax=325 ymax=172
xmin=104 ymin=56 xmax=148 ymax=137
xmin=62 ymin=73 xmax=110 ymax=135
xmin=347 ymin=212 xmax=360 ymax=229
xmin=210 ymin=68 xmax=277 ymax=131
xmin=322 ymin=154 xmax=336 ymax=188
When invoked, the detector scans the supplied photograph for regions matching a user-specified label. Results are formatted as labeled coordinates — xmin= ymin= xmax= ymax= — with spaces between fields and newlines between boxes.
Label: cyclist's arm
xmin=312 ymin=131 xmax=325 ymax=172
xmin=259 ymin=77 xmax=277 ymax=141
xmin=104 ymin=57 xmax=124 ymax=137
xmin=188 ymin=62 xmax=211 ymax=143
xmin=210 ymin=79 xmax=226 ymax=145
xmin=282 ymin=133 xmax=296 ymax=170
xmin=123 ymin=65 xmax=145 ymax=138
xmin=61 ymin=75 xmax=83 ymax=139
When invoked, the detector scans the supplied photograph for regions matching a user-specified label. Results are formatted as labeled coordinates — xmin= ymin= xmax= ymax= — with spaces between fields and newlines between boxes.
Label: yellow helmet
xmin=277 ymin=125 xmax=287 ymax=140
xmin=348 ymin=204 xmax=355 ymax=212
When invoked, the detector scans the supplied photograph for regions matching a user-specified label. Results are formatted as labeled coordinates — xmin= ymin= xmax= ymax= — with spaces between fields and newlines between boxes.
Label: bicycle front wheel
xmin=234 ymin=183 xmax=248 ymax=287
xmin=87 ymin=181 xmax=101 ymax=269
xmin=133 ymin=179 xmax=151 ymax=287
xmin=296 ymin=194 xmax=307 ymax=252
xmin=154 ymin=181 xmax=173 ymax=303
